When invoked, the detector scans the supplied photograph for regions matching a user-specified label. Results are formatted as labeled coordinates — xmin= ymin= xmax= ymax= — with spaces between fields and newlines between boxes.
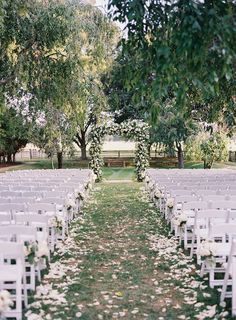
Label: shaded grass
xmin=102 ymin=167 xmax=135 ymax=180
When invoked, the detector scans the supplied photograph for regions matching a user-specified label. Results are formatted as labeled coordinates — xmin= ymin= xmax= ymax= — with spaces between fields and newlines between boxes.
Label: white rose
xmin=167 ymin=198 xmax=174 ymax=208
xmin=154 ymin=189 xmax=162 ymax=199
xmin=36 ymin=241 xmax=49 ymax=258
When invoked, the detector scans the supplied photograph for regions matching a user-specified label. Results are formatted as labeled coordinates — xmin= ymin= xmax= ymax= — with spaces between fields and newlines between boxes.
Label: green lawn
xmin=102 ymin=167 xmax=135 ymax=180
xmin=1 ymin=159 xmax=236 ymax=178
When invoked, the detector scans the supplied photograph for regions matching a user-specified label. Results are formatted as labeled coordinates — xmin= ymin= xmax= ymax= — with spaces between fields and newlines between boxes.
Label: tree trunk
xmin=57 ymin=152 xmax=63 ymax=169
xmin=7 ymin=153 xmax=12 ymax=163
xmin=177 ymin=146 xmax=184 ymax=169
xmin=204 ymin=160 xmax=212 ymax=169
xmin=147 ymin=143 xmax=152 ymax=157
xmin=80 ymin=130 xmax=87 ymax=160
xmin=13 ymin=153 xmax=16 ymax=163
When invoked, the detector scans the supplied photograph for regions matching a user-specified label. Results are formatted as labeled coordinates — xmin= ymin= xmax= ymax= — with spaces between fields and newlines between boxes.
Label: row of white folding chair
xmin=0 ymin=191 xmax=75 ymax=202
xmin=0 ymin=191 xmax=45 ymax=198
xmin=0 ymin=211 xmax=59 ymax=251
xmin=0 ymin=225 xmax=43 ymax=291
xmin=0 ymin=242 xmax=27 ymax=320
xmin=13 ymin=213 xmax=56 ymax=251
xmin=0 ymin=203 xmax=58 ymax=216
xmin=169 ymin=200 xmax=236 ymax=247
xmin=163 ymin=194 xmax=236 ymax=231
xmin=5 ymin=168 xmax=91 ymax=175
xmin=183 ymin=201 xmax=236 ymax=245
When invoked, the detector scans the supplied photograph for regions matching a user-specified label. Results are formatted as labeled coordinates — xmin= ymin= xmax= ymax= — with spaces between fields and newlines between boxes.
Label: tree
xmin=151 ymin=101 xmax=198 ymax=168
xmin=200 ymin=132 xmax=228 ymax=169
xmin=69 ymin=3 xmax=119 ymax=160
xmin=1 ymin=1 xmax=119 ymax=167
xmin=0 ymin=108 xmax=29 ymax=163
xmin=108 ymin=0 xmax=236 ymax=117
xmin=0 ymin=0 xmax=77 ymax=168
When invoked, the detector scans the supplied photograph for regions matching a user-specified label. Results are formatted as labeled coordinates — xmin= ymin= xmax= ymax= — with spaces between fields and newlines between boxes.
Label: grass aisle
xmin=25 ymin=182 xmax=230 ymax=320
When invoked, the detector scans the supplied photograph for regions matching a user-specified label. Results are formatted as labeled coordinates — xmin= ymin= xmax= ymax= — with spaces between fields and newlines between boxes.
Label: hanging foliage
xmin=89 ymin=120 xmax=150 ymax=182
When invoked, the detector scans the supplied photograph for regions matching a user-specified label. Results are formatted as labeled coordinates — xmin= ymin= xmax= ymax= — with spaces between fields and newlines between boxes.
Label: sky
xmin=95 ymin=0 xmax=108 ymax=9
xmin=95 ymin=0 xmax=126 ymax=33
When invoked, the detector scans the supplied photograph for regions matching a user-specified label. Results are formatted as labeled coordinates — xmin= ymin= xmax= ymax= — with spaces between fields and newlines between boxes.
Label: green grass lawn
xmin=102 ymin=167 xmax=135 ymax=180
xmin=1 ymin=159 xmax=236 ymax=178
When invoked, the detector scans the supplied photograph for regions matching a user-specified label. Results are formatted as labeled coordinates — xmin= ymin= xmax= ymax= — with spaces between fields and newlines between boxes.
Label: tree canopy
xmin=108 ymin=0 xmax=236 ymax=119
xmin=0 ymin=0 xmax=119 ymax=167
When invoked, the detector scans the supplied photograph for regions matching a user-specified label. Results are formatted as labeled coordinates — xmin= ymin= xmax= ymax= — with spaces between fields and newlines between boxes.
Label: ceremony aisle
xmin=25 ymin=182 xmax=229 ymax=320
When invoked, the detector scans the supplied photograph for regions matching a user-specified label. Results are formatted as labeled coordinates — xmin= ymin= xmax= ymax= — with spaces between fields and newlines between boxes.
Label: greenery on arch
xmin=89 ymin=120 xmax=150 ymax=182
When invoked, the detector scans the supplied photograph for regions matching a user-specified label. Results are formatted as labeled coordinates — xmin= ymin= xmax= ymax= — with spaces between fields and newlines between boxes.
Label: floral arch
xmin=89 ymin=120 xmax=150 ymax=182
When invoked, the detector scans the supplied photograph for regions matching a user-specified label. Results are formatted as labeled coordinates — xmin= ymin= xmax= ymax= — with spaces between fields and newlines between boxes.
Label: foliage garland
xmin=89 ymin=120 xmax=150 ymax=182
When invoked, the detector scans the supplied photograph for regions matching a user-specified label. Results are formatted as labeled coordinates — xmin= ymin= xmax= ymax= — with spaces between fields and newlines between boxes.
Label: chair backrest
xmin=0 ymin=225 xmax=37 ymax=243
xmin=0 ymin=198 xmax=10 ymax=203
xmin=10 ymin=198 xmax=36 ymax=204
xmin=22 ymin=191 xmax=43 ymax=198
xmin=0 ymin=191 xmax=22 ymax=198
xmin=0 ymin=213 xmax=11 ymax=225
xmin=0 ymin=203 xmax=26 ymax=213
xmin=0 ymin=241 xmax=24 ymax=265
xmin=183 ymin=201 xmax=208 ymax=211
xmin=209 ymin=201 xmax=236 ymax=210
xmin=194 ymin=209 xmax=229 ymax=229
xmin=14 ymin=213 xmax=49 ymax=241
xmin=14 ymin=213 xmax=49 ymax=225
xmin=46 ymin=191 xmax=67 ymax=198
xmin=199 ymin=195 xmax=230 ymax=202
xmin=27 ymin=203 xmax=56 ymax=215
xmin=32 ymin=186 xmax=56 ymax=192
xmin=10 ymin=186 xmax=32 ymax=192
xmin=175 ymin=195 xmax=197 ymax=204
xmin=171 ymin=190 xmax=195 ymax=197
xmin=209 ymin=222 xmax=236 ymax=241
xmin=37 ymin=198 xmax=65 ymax=205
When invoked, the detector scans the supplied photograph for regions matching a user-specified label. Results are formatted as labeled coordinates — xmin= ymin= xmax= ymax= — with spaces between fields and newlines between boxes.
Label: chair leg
xmin=23 ymin=275 xmax=28 ymax=307
xmin=190 ymin=232 xmax=196 ymax=258
xmin=200 ymin=261 xmax=205 ymax=277
xmin=30 ymin=265 xmax=35 ymax=291
xmin=209 ymin=268 xmax=215 ymax=288
xmin=16 ymin=279 xmax=22 ymax=316
xmin=221 ymin=264 xmax=230 ymax=302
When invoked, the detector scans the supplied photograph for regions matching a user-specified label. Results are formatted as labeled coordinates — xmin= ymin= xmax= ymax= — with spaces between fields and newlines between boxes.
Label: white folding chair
xmin=200 ymin=223 xmax=236 ymax=288
xmin=0 ymin=213 xmax=11 ymax=225
xmin=0 ymin=225 xmax=38 ymax=290
xmin=180 ymin=201 xmax=208 ymax=248
xmin=220 ymin=237 xmax=236 ymax=316
xmin=190 ymin=209 xmax=229 ymax=260
xmin=0 ymin=242 xmax=27 ymax=320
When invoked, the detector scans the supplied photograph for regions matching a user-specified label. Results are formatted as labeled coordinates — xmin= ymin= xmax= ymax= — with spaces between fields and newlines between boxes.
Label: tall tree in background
xmin=0 ymin=108 xmax=29 ymax=163
xmin=70 ymin=4 xmax=119 ymax=160
xmin=1 ymin=0 xmax=119 ymax=167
